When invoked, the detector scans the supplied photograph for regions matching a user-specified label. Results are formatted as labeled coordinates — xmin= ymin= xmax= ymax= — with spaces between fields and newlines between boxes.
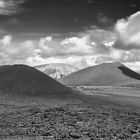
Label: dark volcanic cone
xmin=0 ymin=65 xmax=81 ymax=105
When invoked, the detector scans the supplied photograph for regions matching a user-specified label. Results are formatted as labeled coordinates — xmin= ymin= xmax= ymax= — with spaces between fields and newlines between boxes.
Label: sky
xmin=0 ymin=0 xmax=140 ymax=71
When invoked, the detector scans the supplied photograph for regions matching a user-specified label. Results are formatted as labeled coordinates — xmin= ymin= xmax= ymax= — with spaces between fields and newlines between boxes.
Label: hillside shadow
xmin=118 ymin=66 xmax=140 ymax=80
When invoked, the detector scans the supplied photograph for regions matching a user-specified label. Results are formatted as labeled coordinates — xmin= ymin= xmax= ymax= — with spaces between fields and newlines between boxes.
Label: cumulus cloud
xmin=115 ymin=11 xmax=140 ymax=49
xmin=0 ymin=30 xmax=126 ymax=67
xmin=60 ymin=36 xmax=93 ymax=55
xmin=36 ymin=29 xmax=117 ymax=59
xmin=0 ymin=36 xmax=37 ymax=65
xmin=0 ymin=31 xmax=114 ymax=67
xmin=87 ymin=29 xmax=117 ymax=54
xmin=38 ymin=35 xmax=97 ymax=57
xmin=1 ymin=11 xmax=140 ymax=72
xmin=88 ymin=11 xmax=140 ymax=71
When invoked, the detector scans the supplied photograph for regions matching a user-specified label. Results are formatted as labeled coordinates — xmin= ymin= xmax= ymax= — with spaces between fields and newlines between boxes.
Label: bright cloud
xmin=1 ymin=35 xmax=12 ymax=45
xmin=0 ymin=31 xmax=113 ymax=67
xmin=1 ymin=11 xmax=140 ymax=72
xmin=0 ymin=31 xmax=137 ymax=70
xmin=60 ymin=36 xmax=93 ymax=55
xmin=125 ymin=62 xmax=140 ymax=72
xmin=115 ymin=11 xmax=140 ymax=49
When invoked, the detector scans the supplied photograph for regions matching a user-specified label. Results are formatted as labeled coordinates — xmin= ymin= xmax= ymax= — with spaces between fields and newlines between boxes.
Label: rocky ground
xmin=0 ymin=104 xmax=140 ymax=140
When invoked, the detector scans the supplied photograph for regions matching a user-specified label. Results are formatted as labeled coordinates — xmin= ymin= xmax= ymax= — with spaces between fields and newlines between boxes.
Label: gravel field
xmin=0 ymin=104 xmax=140 ymax=140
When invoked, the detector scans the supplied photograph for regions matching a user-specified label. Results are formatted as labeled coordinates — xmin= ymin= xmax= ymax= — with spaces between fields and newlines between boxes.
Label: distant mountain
xmin=35 ymin=63 xmax=79 ymax=79
xmin=0 ymin=65 xmax=81 ymax=105
xmin=59 ymin=62 xmax=140 ymax=86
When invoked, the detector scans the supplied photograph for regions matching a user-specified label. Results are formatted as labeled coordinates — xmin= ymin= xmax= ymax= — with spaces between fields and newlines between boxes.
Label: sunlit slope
xmin=59 ymin=62 xmax=140 ymax=86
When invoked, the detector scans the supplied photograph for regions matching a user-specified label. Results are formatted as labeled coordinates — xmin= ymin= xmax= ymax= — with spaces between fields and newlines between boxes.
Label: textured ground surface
xmin=1 ymin=86 xmax=140 ymax=140
xmin=0 ymin=104 xmax=140 ymax=140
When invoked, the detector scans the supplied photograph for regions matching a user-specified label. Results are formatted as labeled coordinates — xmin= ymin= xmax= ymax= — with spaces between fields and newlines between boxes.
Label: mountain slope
xmin=0 ymin=65 xmax=81 ymax=105
xmin=59 ymin=62 xmax=140 ymax=86
xmin=35 ymin=63 xmax=79 ymax=79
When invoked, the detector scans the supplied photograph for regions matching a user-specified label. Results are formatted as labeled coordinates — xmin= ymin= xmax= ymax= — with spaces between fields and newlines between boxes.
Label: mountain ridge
xmin=35 ymin=63 xmax=79 ymax=79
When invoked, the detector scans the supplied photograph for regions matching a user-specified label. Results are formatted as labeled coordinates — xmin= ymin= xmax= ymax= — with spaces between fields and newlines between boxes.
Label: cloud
xmin=115 ymin=11 xmax=140 ymax=49
xmin=38 ymin=35 xmax=93 ymax=57
xmin=1 ymin=13 xmax=140 ymax=72
xmin=60 ymin=36 xmax=93 ymax=55
xmin=87 ymin=29 xmax=117 ymax=54
xmin=0 ymin=27 xmax=120 ymax=67
xmin=0 ymin=30 xmax=114 ymax=66
xmin=96 ymin=48 xmax=140 ymax=62
xmin=0 ymin=36 xmax=37 ymax=65
xmin=87 ymin=11 xmax=140 ymax=72
xmin=0 ymin=0 xmax=25 ymax=15
xmin=124 ymin=62 xmax=140 ymax=72
xmin=1 ymin=35 xmax=12 ymax=45
xmin=97 ymin=13 xmax=113 ymax=25
xmin=36 ymin=29 xmax=117 ymax=58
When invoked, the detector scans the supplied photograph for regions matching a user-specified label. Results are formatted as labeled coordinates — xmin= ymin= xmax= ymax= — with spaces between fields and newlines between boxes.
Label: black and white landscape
xmin=35 ymin=63 xmax=79 ymax=79
xmin=0 ymin=0 xmax=140 ymax=140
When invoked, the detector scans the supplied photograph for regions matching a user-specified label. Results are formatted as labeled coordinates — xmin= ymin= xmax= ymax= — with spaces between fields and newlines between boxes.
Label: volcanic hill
xmin=0 ymin=65 xmax=81 ymax=105
xmin=59 ymin=62 xmax=140 ymax=86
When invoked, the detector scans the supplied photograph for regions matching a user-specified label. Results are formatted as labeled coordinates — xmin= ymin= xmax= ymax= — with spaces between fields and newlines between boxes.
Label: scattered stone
xmin=69 ymin=132 xmax=82 ymax=139
xmin=0 ymin=106 xmax=140 ymax=139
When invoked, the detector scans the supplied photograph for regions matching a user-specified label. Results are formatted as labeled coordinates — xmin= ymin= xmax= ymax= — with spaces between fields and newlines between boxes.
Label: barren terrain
xmin=1 ymin=86 xmax=140 ymax=140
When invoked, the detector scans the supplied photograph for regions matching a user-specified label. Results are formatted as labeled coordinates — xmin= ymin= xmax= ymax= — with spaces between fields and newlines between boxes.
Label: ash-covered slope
xmin=59 ymin=62 xmax=140 ymax=86
xmin=35 ymin=63 xmax=79 ymax=79
xmin=0 ymin=65 xmax=78 ymax=102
